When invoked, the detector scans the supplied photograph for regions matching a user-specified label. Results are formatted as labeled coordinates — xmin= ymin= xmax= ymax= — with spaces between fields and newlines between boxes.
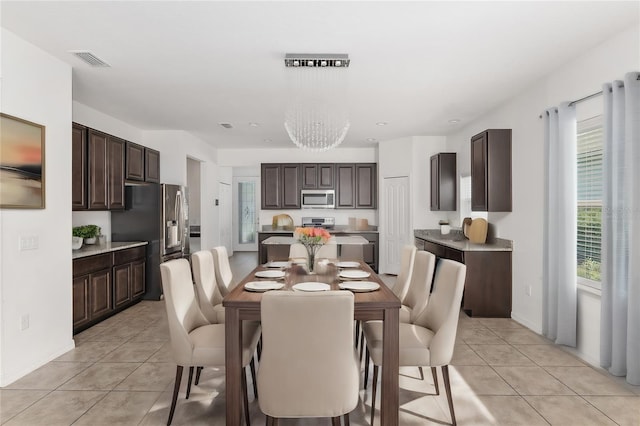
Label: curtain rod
xmin=538 ymin=82 xmax=624 ymax=119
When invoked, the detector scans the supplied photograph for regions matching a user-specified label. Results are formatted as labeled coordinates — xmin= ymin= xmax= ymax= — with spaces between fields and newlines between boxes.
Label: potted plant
xmin=72 ymin=225 xmax=101 ymax=245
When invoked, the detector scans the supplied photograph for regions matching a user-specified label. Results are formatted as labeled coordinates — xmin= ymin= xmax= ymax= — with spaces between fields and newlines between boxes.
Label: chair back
xmin=257 ymin=291 xmax=359 ymax=418
xmin=392 ymin=245 xmax=417 ymax=301
xmin=191 ymin=250 xmax=223 ymax=324
xmin=414 ymin=259 xmax=467 ymax=366
xmin=289 ymin=243 xmax=308 ymax=260
xmin=160 ymin=258 xmax=209 ymax=365
xmin=403 ymin=250 xmax=436 ymax=323
xmin=317 ymin=241 xmax=337 ymax=259
xmin=212 ymin=246 xmax=233 ymax=296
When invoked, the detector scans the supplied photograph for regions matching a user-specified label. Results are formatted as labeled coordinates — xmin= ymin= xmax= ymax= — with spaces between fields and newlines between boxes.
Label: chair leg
xmin=265 ymin=415 xmax=277 ymax=426
xmin=344 ymin=413 xmax=350 ymax=426
xmin=250 ymin=357 xmax=259 ymax=399
xmin=242 ymin=367 xmax=251 ymax=426
xmin=370 ymin=365 xmax=379 ymax=426
xmin=431 ymin=367 xmax=439 ymax=395
xmin=186 ymin=366 xmax=194 ymax=399
xmin=355 ymin=320 xmax=360 ymax=347
xmin=363 ymin=347 xmax=370 ymax=388
xmin=419 ymin=366 xmax=424 ymax=380
xmin=359 ymin=330 xmax=365 ymax=361
xmin=167 ymin=365 xmax=183 ymax=425
xmin=257 ymin=336 xmax=262 ymax=361
xmin=331 ymin=416 xmax=341 ymax=426
xmin=442 ymin=365 xmax=456 ymax=426
xmin=195 ymin=366 xmax=203 ymax=386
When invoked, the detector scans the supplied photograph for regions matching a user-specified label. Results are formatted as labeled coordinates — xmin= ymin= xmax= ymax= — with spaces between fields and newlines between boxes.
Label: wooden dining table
xmin=224 ymin=260 xmax=400 ymax=425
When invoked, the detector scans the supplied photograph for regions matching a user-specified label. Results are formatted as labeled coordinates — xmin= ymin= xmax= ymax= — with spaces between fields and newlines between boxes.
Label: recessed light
xmin=448 ymin=119 xmax=461 ymax=124
xmin=366 ymin=138 xmax=377 ymax=142
xmin=376 ymin=122 xmax=388 ymax=126
xmin=249 ymin=122 xmax=259 ymax=127
xmin=263 ymin=138 xmax=272 ymax=143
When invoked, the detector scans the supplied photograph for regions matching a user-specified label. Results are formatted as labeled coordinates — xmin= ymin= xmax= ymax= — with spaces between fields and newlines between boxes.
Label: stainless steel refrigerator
xmin=111 ymin=183 xmax=190 ymax=300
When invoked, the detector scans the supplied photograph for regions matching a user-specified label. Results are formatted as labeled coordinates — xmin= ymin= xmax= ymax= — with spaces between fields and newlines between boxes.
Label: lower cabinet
xmin=416 ymin=238 xmax=511 ymax=317
xmin=72 ymin=246 xmax=146 ymax=334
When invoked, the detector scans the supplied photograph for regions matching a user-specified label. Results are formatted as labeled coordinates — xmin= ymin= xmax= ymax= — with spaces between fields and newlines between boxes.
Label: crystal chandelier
xmin=284 ymin=54 xmax=351 ymax=152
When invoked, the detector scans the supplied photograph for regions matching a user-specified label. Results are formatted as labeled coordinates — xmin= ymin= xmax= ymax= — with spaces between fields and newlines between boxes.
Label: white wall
xmin=219 ymin=147 xmax=379 ymax=227
xmin=445 ymin=25 xmax=640 ymax=363
xmin=0 ymin=29 xmax=74 ymax=386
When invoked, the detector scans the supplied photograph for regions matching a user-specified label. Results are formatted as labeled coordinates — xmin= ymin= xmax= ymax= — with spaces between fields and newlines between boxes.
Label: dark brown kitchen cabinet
xmin=471 ymin=129 xmax=512 ymax=212
xmin=72 ymin=124 xmax=88 ymax=210
xmin=87 ymin=130 xmax=125 ymax=210
xmin=90 ymin=269 xmax=112 ymax=318
xmin=113 ymin=264 xmax=132 ymax=308
xmin=430 ymin=153 xmax=457 ymax=211
xmin=145 ymin=148 xmax=160 ymax=183
xmin=72 ymin=275 xmax=90 ymax=329
xmin=126 ymin=141 xmax=145 ymax=181
xmin=302 ymin=163 xmax=334 ymax=189
xmin=335 ymin=163 xmax=377 ymax=209
xmin=261 ymin=163 xmax=301 ymax=209
xmin=131 ymin=259 xmax=146 ymax=298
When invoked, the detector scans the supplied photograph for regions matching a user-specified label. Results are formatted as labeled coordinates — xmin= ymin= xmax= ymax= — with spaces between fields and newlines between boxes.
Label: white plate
xmin=335 ymin=261 xmax=361 ymax=268
xmin=255 ymin=270 xmax=286 ymax=279
xmin=339 ymin=281 xmax=380 ymax=292
xmin=339 ymin=270 xmax=371 ymax=279
xmin=244 ymin=281 xmax=284 ymax=292
xmin=266 ymin=261 xmax=289 ymax=268
xmin=292 ymin=282 xmax=331 ymax=292
xmin=290 ymin=257 xmax=307 ymax=265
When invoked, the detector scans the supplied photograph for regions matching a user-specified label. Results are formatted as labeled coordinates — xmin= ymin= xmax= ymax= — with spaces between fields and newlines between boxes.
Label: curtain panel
xmin=600 ymin=71 xmax=640 ymax=385
xmin=542 ymin=103 xmax=577 ymax=347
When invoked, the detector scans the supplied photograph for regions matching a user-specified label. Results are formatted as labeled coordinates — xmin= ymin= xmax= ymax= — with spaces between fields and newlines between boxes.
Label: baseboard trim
xmin=511 ymin=312 xmax=542 ymax=334
xmin=0 ymin=339 xmax=76 ymax=387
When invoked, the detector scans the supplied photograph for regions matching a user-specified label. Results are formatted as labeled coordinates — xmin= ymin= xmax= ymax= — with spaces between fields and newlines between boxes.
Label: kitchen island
xmin=414 ymin=229 xmax=513 ymax=317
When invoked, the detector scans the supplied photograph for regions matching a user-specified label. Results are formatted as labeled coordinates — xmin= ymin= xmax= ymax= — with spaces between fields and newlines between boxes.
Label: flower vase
xmin=305 ymin=244 xmax=320 ymax=274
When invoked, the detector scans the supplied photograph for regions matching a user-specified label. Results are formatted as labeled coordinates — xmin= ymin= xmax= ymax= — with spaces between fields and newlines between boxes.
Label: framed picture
xmin=0 ymin=113 xmax=46 ymax=209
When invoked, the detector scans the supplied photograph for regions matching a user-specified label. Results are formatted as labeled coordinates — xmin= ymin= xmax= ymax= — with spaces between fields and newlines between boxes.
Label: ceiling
xmin=2 ymin=1 xmax=638 ymax=150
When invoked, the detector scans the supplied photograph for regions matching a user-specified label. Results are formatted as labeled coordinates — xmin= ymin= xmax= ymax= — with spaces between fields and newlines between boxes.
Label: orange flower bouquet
xmin=294 ymin=227 xmax=331 ymax=273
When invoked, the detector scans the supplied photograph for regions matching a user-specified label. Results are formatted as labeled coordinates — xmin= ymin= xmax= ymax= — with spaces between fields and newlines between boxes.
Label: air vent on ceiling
xmin=219 ymin=123 xmax=233 ymax=129
xmin=70 ymin=51 xmax=110 ymax=67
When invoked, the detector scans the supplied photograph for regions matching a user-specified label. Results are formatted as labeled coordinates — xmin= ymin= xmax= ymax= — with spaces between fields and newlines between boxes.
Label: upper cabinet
xmin=301 ymin=163 xmax=334 ymax=189
xmin=261 ymin=163 xmax=301 ymax=209
xmin=126 ymin=142 xmax=160 ymax=183
xmin=430 ymin=153 xmax=457 ymax=211
xmin=73 ymin=123 xmax=160 ymax=210
xmin=471 ymin=129 xmax=512 ymax=212
xmin=335 ymin=163 xmax=377 ymax=209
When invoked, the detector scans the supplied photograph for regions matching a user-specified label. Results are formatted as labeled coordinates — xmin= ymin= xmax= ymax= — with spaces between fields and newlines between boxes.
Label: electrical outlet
xmin=20 ymin=314 xmax=29 ymax=330
xmin=526 ymin=285 xmax=532 ymax=296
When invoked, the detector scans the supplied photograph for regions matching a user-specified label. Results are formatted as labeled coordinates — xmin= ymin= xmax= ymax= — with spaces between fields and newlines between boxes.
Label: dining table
xmin=224 ymin=259 xmax=400 ymax=425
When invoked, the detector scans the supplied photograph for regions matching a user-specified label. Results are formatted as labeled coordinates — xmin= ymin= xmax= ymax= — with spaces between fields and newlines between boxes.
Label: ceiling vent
xmin=219 ymin=122 xmax=233 ymax=129
xmin=69 ymin=51 xmax=110 ymax=67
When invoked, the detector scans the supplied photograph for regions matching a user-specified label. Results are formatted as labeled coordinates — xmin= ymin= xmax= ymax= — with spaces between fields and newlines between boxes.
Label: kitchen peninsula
xmin=414 ymin=229 xmax=513 ymax=318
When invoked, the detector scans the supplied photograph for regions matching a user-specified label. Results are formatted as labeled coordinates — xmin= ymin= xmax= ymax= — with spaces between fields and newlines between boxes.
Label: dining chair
xmin=212 ymin=246 xmax=234 ymax=297
xmin=289 ymin=241 xmax=338 ymax=262
xmin=398 ymin=250 xmax=436 ymax=324
xmin=160 ymin=258 xmax=261 ymax=426
xmin=257 ymin=291 xmax=359 ymax=425
xmin=363 ymin=259 xmax=467 ymax=426
xmin=191 ymin=250 xmax=225 ymax=324
xmin=391 ymin=245 xmax=417 ymax=301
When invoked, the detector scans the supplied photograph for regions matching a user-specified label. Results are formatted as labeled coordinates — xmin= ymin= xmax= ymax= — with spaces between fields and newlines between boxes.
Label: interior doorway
xmin=381 ymin=176 xmax=411 ymax=274
xmin=186 ymin=157 xmax=202 ymax=252
xmin=232 ymin=176 xmax=260 ymax=251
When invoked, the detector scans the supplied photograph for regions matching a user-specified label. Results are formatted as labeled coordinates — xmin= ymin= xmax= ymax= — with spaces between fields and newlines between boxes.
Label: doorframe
xmin=380 ymin=174 xmax=413 ymax=274
xmin=232 ymin=176 xmax=260 ymax=252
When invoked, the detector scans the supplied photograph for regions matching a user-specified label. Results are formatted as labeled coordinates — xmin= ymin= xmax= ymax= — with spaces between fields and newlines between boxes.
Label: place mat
xmin=339 ymin=281 xmax=380 ymax=292
xmin=255 ymin=270 xmax=286 ymax=279
xmin=292 ymin=282 xmax=331 ymax=292
xmin=244 ymin=281 xmax=285 ymax=292
xmin=339 ymin=270 xmax=371 ymax=280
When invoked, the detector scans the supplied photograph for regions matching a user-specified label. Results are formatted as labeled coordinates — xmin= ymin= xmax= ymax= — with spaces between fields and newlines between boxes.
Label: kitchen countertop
xmin=260 ymin=225 xmax=378 ymax=233
xmin=414 ymin=229 xmax=512 ymax=252
xmin=72 ymin=241 xmax=148 ymax=259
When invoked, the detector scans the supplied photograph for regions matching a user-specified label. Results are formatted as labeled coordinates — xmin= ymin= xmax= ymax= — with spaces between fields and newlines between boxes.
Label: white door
xmin=233 ymin=176 xmax=260 ymax=251
xmin=219 ymin=182 xmax=233 ymax=255
xmin=382 ymin=176 xmax=411 ymax=275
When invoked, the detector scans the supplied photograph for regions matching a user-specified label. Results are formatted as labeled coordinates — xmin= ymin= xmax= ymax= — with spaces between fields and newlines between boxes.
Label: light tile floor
xmin=2 ymin=253 xmax=639 ymax=425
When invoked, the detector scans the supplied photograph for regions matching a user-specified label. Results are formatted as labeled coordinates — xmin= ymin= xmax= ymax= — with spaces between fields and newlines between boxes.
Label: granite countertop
xmin=260 ymin=225 xmax=378 ymax=233
xmin=414 ymin=229 xmax=512 ymax=252
xmin=72 ymin=241 xmax=148 ymax=259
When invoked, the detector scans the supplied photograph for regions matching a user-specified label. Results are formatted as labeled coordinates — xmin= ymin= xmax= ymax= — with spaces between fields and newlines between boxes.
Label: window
xmin=459 ymin=175 xmax=487 ymax=224
xmin=576 ymin=115 xmax=603 ymax=287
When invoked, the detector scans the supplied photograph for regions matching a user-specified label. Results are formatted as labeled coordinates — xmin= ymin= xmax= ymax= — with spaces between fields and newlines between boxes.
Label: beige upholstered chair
xmin=391 ymin=245 xmax=417 ymax=301
xmin=212 ymin=246 xmax=233 ymax=297
xmin=399 ymin=250 xmax=436 ymax=323
xmin=160 ymin=258 xmax=261 ymax=425
xmin=363 ymin=259 xmax=467 ymax=426
xmin=289 ymin=241 xmax=338 ymax=263
xmin=191 ymin=250 xmax=225 ymax=324
xmin=257 ymin=291 xmax=359 ymax=425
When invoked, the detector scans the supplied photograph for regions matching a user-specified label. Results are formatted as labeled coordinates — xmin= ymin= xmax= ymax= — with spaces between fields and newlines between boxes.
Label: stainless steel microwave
xmin=301 ymin=189 xmax=335 ymax=209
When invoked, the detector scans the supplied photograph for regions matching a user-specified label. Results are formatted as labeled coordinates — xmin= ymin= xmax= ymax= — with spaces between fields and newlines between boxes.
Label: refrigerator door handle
xmin=177 ymin=191 xmax=185 ymax=253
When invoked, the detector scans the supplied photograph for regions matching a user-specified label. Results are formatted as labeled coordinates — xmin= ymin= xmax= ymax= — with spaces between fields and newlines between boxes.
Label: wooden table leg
xmin=225 ymin=307 xmax=243 ymax=426
xmin=381 ymin=307 xmax=399 ymax=426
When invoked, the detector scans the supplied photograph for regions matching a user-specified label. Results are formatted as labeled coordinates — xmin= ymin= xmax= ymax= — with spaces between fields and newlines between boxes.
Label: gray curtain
xmin=600 ymin=71 xmax=640 ymax=385
xmin=542 ymin=102 xmax=577 ymax=346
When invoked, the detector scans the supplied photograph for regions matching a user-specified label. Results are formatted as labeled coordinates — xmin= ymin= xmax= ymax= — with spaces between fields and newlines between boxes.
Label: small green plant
xmin=72 ymin=225 xmax=101 ymax=239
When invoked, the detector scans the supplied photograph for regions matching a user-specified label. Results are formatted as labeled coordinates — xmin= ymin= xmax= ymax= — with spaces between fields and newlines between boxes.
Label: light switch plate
xmin=19 ymin=235 xmax=39 ymax=251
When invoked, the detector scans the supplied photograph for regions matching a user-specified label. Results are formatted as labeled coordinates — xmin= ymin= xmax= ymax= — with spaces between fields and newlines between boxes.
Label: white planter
xmin=84 ymin=237 xmax=97 ymax=245
xmin=72 ymin=236 xmax=83 ymax=250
